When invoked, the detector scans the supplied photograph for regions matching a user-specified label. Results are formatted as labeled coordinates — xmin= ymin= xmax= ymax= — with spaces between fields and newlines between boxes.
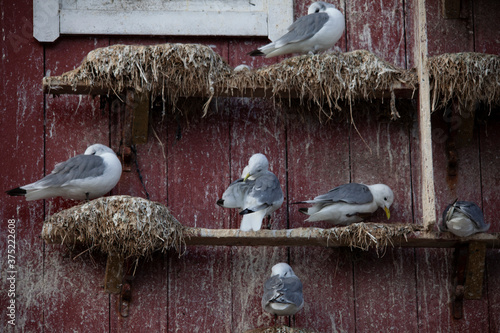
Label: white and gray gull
xmin=262 ymin=263 xmax=304 ymax=316
xmin=439 ymin=200 xmax=490 ymax=237
xmin=249 ymin=1 xmax=345 ymax=58
xmin=217 ymin=153 xmax=284 ymax=231
xmin=294 ymin=183 xmax=394 ymax=225
xmin=6 ymin=144 xmax=122 ymax=201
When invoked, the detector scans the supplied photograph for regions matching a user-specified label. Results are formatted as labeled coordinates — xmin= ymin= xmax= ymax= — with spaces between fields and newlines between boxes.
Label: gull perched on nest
xmin=262 ymin=263 xmax=304 ymax=317
xmin=6 ymin=144 xmax=122 ymax=201
xmin=294 ymin=183 xmax=394 ymax=224
xmin=249 ymin=1 xmax=345 ymax=58
xmin=439 ymin=200 xmax=490 ymax=237
xmin=217 ymin=153 xmax=283 ymax=231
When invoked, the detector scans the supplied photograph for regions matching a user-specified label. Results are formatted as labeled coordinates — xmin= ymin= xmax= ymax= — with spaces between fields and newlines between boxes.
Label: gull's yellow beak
xmin=384 ymin=206 xmax=391 ymax=220
xmin=244 ymin=173 xmax=250 ymax=182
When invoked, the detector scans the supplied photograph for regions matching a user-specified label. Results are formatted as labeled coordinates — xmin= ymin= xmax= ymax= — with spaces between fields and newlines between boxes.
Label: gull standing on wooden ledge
xmin=217 ymin=153 xmax=283 ymax=231
xmin=249 ymin=1 xmax=345 ymax=58
xmin=294 ymin=183 xmax=394 ymax=225
xmin=6 ymin=144 xmax=122 ymax=201
xmin=439 ymin=200 xmax=490 ymax=237
xmin=262 ymin=263 xmax=304 ymax=317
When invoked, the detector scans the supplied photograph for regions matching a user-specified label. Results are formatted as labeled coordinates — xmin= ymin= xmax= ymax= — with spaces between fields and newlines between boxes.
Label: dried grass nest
xmin=41 ymin=195 xmax=187 ymax=258
xmin=43 ymin=44 xmax=415 ymax=118
xmin=323 ymin=222 xmax=424 ymax=253
xmin=428 ymin=52 xmax=500 ymax=114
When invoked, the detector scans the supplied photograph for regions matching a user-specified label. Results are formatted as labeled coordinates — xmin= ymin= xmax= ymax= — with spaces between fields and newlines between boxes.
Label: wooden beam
xmin=180 ymin=227 xmax=500 ymax=248
xmin=43 ymin=76 xmax=416 ymax=100
xmin=415 ymin=0 xmax=437 ymax=230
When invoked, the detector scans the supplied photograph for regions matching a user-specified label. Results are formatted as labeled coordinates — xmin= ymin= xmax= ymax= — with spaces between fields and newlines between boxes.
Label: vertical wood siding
xmin=1 ymin=0 xmax=499 ymax=332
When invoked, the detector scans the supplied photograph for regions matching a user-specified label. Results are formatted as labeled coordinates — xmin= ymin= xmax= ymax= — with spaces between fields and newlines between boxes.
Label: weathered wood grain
xmin=43 ymin=36 xmax=111 ymax=332
xmin=287 ymin=105 xmax=354 ymax=332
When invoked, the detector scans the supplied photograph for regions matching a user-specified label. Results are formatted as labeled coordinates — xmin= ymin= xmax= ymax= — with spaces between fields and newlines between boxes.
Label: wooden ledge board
xmin=182 ymin=227 xmax=500 ymax=248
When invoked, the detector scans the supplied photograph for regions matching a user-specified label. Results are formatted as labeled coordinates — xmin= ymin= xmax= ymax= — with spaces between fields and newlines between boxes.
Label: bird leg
xmin=85 ymin=192 xmax=90 ymax=202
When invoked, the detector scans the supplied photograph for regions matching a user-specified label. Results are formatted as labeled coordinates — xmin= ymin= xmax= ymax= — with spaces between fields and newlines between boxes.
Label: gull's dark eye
xmin=384 ymin=197 xmax=387 ymax=201
xmin=92 ymin=151 xmax=96 ymax=155
xmin=315 ymin=9 xmax=320 ymax=13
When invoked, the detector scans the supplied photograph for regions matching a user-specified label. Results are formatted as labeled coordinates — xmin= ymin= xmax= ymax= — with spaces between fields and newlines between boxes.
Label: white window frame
xmin=33 ymin=0 xmax=293 ymax=42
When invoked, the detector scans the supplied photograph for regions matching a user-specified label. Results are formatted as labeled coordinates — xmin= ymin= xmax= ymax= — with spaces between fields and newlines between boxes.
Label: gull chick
xmin=294 ymin=183 xmax=394 ymax=225
xmin=217 ymin=153 xmax=283 ymax=231
xmin=249 ymin=1 xmax=345 ymax=58
xmin=439 ymin=200 xmax=490 ymax=237
xmin=6 ymin=144 xmax=122 ymax=201
xmin=262 ymin=263 xmax=304 ymax=316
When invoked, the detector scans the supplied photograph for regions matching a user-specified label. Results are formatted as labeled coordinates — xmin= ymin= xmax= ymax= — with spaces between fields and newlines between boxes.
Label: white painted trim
xmin=33 ymin=0 xmax=293 ymax=42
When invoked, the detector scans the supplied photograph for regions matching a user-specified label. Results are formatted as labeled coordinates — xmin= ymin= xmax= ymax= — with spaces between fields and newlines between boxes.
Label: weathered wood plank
xmin=0 ymin=3 xmax=45 ymax=330
xmin=347 ymin=0 xmax=407 ymax=67
xmin=166 ymin=94 xmax=233 ymax=332
xmin=224 ymin=96 xmax=288 ymax=331
xmin=473 ymin=0 xmax=500 ymax=54
xmin=287 ymin=105 xmax=355 ymax=331
xmin=43 ymin=36 xmax=111 ymax=332
xmin=176 ymin=227 xmax=500 ymax=248
xmin=107 ymin=35 xmax=171 ymax=332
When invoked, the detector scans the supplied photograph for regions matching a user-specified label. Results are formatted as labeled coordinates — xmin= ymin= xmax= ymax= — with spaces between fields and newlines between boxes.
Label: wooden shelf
xmin=183 ymin=226 xmax=500 ymax=249
xmin=42 ymin=76 xmax=415 ymax=99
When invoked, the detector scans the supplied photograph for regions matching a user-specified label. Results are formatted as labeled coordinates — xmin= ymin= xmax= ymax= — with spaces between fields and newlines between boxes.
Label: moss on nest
xmin=41 ymin=195 xmax=187 ymax=258
xmin=428 ymin=52 xmax=500 ymax=114
xmin=323 ymin=222 xmax=423 ymax=253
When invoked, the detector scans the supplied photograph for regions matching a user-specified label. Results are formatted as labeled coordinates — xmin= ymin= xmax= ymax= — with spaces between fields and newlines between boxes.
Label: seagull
xmin=217 ymin=153 xmax=283 ymax=231
xmin=294 ymin=183 xmax=394 ymax=224
xmin=262 ymin=263 xmax=304 ymax=317
xmin=439 ymin=200 xmax=490 ymax=237
xmin=6 ymin=144 xmax=122 ymax=201
xmin=249 ymin=1 xmax=345 ymax=58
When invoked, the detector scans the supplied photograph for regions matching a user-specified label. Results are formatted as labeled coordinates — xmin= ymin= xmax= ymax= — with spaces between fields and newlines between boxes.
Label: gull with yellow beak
xmin=294 ymin=183 xmax=394 ymax=225
xmin=217 ymin=153 xmax=283 ymax=231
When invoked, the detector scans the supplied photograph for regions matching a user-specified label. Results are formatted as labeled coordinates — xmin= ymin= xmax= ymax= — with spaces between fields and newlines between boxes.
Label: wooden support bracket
xmin=465 ymin=241 xmax=487 ymax=299
xmin=104 ymin=252 xmax=124 ymax=294
xmin=452 ymin=241 xmax=487 ymax=319
xmin=125 ymin=90 xmax=149 ymax=145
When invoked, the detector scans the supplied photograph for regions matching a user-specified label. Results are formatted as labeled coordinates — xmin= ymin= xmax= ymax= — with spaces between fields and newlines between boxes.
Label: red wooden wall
xmin=1 ymin=0 xmax=499 ymax=332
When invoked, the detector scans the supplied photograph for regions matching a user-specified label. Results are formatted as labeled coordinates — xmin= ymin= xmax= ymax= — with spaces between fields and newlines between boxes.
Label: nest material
xmin=41 ymin=195 xmax=187 ymax=258
xmin=45 ymin=43 xmax=232 ymax=110
xmin=43 ymin=44 xmax=416 ymax=119
xmin=428 ymin=52 xmax=500 ymax=114
xmin=323 ymin=222 xmax=423 ymax=253
xmin=230 ymin=50 xmax=417 ymax=119
xmin=245 ymin=326 xmax=316 ymax=333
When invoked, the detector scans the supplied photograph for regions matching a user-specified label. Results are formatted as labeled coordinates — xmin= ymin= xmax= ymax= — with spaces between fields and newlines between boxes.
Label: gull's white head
xmin=369 ymin=184 xmax=394 ymax=220
xmin=244 ymin=153 xmax=269 ymax=181
xmin=84 ymin=144 xmax=115 ymax=156
xmin=271 ymin=263 xmax=296 ymax=278
xmin=308 ymin=1 xmax=336 ymax=14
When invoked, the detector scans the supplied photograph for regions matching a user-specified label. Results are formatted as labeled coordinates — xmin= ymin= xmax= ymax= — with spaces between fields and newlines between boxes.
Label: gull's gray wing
xmin=314 ymin=183 xmax=373 ymax=204
xmin=275 ymin=12 xmax=329 ymax=48
xmin=32 ymin=155 xmax=105 ymax=188
xmin=262 ymin=275 xmax=303 ymax=308
xmin=244 ymin=172 xmax=283 ymax=212
xmin=455 ymin=201 xmax=489 ymax=231
xmin=218 ymin=177 xmax=255 ymax=208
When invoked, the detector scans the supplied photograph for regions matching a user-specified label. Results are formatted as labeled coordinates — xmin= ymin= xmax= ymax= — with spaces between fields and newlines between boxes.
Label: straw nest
xmin=428 ymin=52 xmax=500 ymax=114
xmin=230 ymin=50 xmax=416 ymax=119
xmin=245 ymin=326 xmax=316 ymax=333
xmin=41 ymin=195 xmax=187 ymax=258
xmin=43 ymin=44 xmax=416 ymax=119
xmin=45 ymin=43 xmax=232 ymax=108
xmin=323 ymin=222 xmax=423 ymax=253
